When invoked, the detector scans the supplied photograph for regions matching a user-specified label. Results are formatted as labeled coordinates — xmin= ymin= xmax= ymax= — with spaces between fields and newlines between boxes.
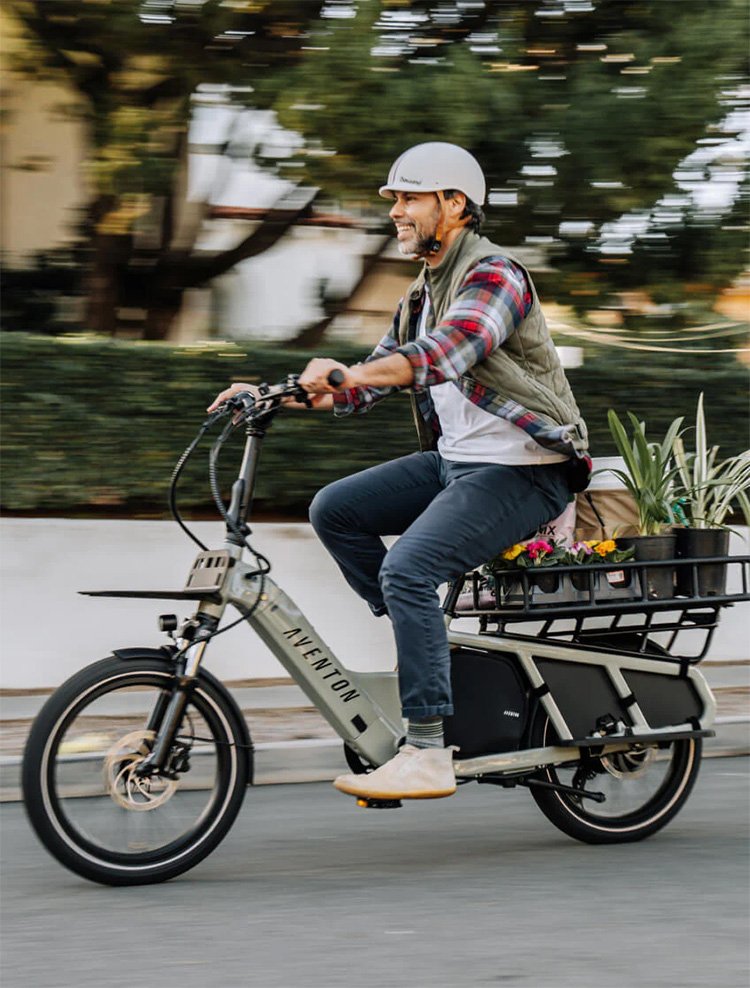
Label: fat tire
xmin=528 ymin=709 xmax=702 ymax=845
xmin=22 ymin=654 xmax=250 ymax=886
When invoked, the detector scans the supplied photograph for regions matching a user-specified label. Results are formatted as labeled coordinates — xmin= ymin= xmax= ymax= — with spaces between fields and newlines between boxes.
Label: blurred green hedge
xmin=1 ymin=332 xmax=747 ymax=516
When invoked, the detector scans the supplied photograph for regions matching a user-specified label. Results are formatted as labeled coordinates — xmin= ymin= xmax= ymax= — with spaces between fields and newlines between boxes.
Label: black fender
xmin=112 ymin=646 xmax=254 ymax=784
xmin=113 ymin=646 xmax=177 ymax=662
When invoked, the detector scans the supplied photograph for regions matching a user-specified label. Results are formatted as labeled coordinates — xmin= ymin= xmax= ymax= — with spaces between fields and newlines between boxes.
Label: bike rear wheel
xmin=22 ymin=654 xmax=250 ymax=885
xmin=529 ymin=709 xmax=702 ymax=844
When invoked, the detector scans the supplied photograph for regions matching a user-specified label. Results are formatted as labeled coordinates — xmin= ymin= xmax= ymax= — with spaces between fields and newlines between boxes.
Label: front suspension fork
xmin=136 ymin=624 xmax=216 ymax=777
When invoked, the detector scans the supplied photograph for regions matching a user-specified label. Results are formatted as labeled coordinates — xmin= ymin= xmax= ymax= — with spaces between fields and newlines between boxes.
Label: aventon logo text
xmin=282 ymin=628 xmax=360 ymax=702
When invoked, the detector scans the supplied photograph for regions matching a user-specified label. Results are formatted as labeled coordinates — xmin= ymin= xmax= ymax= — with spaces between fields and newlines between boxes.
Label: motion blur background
xmin=1 ymin=0 xmax=748 ymax=514
xmin=2 ymin=13 xmax=748 ymax=987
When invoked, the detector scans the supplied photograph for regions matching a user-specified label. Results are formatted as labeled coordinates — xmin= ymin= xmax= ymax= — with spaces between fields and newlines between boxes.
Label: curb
xmin=0 ymin=739 xmax=349 ymax=803
xmin=2 ymin=719 xmax=746 ymax=803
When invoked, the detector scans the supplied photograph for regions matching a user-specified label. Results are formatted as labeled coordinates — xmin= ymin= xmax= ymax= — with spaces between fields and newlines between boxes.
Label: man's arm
xmin=297 ymin=300 xmax=413 ymax=415
xmin=297 ymin=351 xmax=413 ymax=393
xmin=394 ymin=258 xmax=531 ymax=389
xmin=299 ymin=258 xmax=531 ymax=407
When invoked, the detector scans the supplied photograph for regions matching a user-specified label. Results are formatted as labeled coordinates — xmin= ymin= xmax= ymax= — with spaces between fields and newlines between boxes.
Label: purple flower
xmin=572 ymin=541 xmax=593 ymax=555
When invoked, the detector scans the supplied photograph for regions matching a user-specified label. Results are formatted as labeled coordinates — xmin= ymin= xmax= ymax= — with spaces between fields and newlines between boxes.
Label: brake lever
xmin=219 ymin=390 xmax=264 ymax=426
xmin=225 ymin=391 xmax=258 ymax=413
xmin=201 ymin=405 xmax=232 ymax=429
xmin=216 ymin=377 xmax=311 ymax=425
xmin=283 ymin=374 xmax=313 ymax=408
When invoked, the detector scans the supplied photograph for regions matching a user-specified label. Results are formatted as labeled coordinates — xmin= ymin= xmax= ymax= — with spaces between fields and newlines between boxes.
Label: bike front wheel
xmin=22 ymin=654 xmax=251 ymax=885
xmin=529 ymin=709 xmax=702 ymax=844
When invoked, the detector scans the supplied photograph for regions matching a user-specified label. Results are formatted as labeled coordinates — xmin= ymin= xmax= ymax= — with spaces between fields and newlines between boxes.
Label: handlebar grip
xmin=327 ymin=369 xmax=346 ymax=388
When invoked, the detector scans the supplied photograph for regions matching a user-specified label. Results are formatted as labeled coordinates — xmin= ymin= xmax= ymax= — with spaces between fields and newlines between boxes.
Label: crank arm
xmin=519 ymin=776 xmax=606 ymax=803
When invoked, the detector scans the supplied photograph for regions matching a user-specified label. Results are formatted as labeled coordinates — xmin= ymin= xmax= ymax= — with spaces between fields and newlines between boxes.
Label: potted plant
xmin=485 ymin=537 xmax=570 ymax=602
xmin=606 ymin=409 xmax=684 ymax=598
xmin=672 ymin=393 xmax=750 ymax=595
xmin=568 ymin=539 xmax=635 ymax=596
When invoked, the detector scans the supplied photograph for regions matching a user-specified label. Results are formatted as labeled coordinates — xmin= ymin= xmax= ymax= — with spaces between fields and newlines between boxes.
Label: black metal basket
xmin=445 ymin=555 xmax=750 ymax=663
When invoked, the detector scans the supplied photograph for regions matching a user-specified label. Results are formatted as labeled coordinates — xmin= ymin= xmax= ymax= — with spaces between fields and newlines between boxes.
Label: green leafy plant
xmin=485 ymin=538 xmax=569 ymax=573
xmin=606 ymin=409 xmax=684 ymax=536
xmin=568 ymin=540 xmax=635 ymax=565
xmin=673 ymin=392 xmax=750 ymax=529
xmin=486 ymin=538 xmax=634 ymax=573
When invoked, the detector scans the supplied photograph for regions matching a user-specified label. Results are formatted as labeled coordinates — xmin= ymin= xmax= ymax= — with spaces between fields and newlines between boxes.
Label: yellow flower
xmin=595 ymin=540 xmax=617 ymax=556
xmin=584 ymin=540 xmax=599 ymax=548
xmin=502 ymin=544 xmax=525 ymax=561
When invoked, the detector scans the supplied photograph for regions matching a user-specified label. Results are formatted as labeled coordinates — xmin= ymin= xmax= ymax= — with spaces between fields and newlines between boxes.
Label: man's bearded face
xmin=389 ymin=192 xmax=441 ymax=257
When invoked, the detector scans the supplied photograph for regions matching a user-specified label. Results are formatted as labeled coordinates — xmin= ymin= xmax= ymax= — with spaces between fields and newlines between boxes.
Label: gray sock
xmin=406 ymin=716 xmax=444 ymax=749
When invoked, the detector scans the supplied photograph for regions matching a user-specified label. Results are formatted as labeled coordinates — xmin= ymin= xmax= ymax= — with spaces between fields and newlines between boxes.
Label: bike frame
xmin=182 ymin=550 xmax=716 ymax=777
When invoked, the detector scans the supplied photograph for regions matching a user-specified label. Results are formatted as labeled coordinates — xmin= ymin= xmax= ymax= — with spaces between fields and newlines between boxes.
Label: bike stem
xmin=225 ymin=424 xmax=267 ymax=545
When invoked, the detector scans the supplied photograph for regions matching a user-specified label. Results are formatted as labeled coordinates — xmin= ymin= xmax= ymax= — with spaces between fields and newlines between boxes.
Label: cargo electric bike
xmin=22 ymin=376 xmax=750 ymax=885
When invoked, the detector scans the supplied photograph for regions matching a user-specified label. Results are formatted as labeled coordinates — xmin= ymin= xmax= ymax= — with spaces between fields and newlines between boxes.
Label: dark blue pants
xmin=309 ymin=451 xmax=570 ymax=718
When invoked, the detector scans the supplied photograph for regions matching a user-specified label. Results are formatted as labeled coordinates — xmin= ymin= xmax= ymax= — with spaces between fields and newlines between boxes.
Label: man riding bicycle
xmin=210 ymin=142 xmax=589 ymax=803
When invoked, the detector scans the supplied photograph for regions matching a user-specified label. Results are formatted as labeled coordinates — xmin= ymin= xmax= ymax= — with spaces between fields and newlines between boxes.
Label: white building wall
xmin=0 ymin=518 xmax=747 ymax=691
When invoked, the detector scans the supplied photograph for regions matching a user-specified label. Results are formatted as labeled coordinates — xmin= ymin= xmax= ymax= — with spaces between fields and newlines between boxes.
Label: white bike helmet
xmin=379 ymin=142 xmax=486 ymax=206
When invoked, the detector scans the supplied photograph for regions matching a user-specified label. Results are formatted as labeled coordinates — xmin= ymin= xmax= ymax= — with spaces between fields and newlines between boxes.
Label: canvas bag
xmin=575 ymin=489 xmax=639 ymax=541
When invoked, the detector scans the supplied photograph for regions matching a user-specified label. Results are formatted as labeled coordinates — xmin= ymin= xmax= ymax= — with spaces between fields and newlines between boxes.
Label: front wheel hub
xmin=103 ymin=730 xmax=178 ymax=811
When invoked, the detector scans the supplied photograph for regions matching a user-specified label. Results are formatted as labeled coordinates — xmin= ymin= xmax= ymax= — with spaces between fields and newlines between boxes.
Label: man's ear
xmin=447 ymin=192 xmax=466 ymax=219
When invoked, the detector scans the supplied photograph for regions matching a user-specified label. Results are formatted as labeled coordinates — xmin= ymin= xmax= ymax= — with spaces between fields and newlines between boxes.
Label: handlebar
xmin=174 ymin=367 xmax=348 ymax=552
xmin=222 ymin=374 xmax=305 ymax=416
xmin=217 ymin=369 xmax=347 ymax=422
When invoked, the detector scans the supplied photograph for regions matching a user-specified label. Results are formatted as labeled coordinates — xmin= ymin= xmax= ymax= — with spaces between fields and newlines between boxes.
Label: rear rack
xmin=444 ymin=554 xmax=750 ymax=663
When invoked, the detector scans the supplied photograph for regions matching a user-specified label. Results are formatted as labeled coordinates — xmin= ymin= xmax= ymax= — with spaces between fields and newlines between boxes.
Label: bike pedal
xmin=355 ymin=797 xmax=402 ymax=809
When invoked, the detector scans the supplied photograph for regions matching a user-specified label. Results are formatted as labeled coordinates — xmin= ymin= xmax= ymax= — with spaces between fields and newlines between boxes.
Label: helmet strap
xmin=429 ymin=190 xmax=446 ymax=254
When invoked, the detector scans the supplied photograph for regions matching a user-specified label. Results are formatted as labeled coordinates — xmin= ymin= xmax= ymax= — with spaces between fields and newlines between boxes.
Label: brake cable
xmin=169 ymin=381 xmax=305 ymax=659
xmin=168 ymin=406 xmax=230 ymax=551
xmin=208 ymin=415 xmax=245 ymax=543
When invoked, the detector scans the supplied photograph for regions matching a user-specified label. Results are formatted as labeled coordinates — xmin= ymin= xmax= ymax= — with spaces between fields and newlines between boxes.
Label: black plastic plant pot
xmin=675 ymin=528 xmax=730 ymax=596
xmin=492 ymin=573 xmax=524 ymax=606
xmin=530 ymin=570 xmax=559 ymax=594
xmin=570 ymin=569 xmax=597 ymax=592
xmin=616 ymin=534 xmax=676 ymax=599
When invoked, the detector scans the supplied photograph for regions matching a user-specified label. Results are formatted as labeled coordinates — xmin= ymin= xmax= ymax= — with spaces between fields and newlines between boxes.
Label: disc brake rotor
xmin=103 ymin=730 xmax=178 ymax=811
xmin=600 ymin=746 xmax=655 ymax=780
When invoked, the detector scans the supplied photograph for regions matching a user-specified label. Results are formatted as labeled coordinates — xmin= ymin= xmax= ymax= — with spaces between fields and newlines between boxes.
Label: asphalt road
xmin=1 ymin=758 xmax=748 ymax=988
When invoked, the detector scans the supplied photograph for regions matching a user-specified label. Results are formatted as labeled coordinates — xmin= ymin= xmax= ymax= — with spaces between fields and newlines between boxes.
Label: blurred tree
xmin=268 ymin=0 xmax=749 ymax=323
xmin=6 ymin=0 xmax=328 ymax=337
xmin=6 ymin=0 xmax=749 ymax=340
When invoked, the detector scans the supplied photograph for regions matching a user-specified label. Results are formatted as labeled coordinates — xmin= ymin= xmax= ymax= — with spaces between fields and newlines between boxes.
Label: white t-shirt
xmin=419 ymin=288 xmax=567 ymax=466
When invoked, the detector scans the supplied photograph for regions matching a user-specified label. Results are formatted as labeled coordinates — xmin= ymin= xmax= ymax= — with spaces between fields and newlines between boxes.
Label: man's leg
xmin=309 ymin=451 xmax=442 ymax=616
xmin=381 ymin=461 xmax=570 ymax=719
xmin=333 ymin=461 xmax=570 ymax=801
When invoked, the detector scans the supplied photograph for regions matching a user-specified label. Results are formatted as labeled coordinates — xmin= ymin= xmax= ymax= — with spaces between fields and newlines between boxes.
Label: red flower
xmin=526 ymin=539 xmax=553 ymax=559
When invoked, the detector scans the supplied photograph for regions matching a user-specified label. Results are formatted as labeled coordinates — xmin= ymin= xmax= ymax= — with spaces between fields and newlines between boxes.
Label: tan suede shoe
xmin=333 ymin=744 xmax=457 ymax=800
